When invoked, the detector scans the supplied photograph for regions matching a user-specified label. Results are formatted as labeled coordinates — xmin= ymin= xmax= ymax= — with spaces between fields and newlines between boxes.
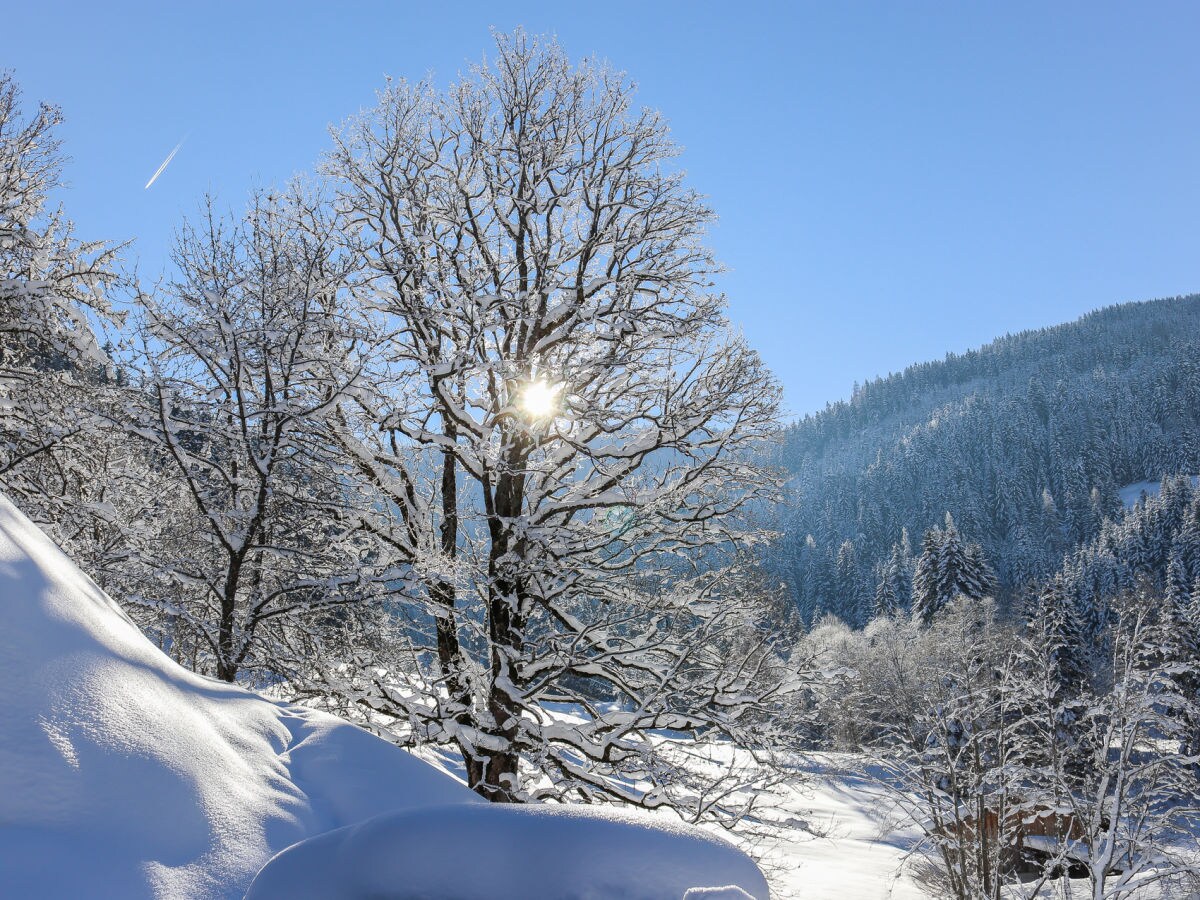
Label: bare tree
xmin=0 ymin=74 xmax=197 ymax=645
xmin=845 ymin=601 xmax=1042 ymax=900
xmin=313 ymin=30 xmax=798 ymax=811
xmin=1028 ymin=588 xmax=1200 ymax=900
xmin=0 ymin=72 xmax=122 ymax=504
xmin=130 ymin=187 xmax=368 ymax=682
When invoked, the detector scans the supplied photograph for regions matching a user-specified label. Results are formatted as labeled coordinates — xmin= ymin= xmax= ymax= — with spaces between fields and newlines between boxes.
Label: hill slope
xmin=770 ymin=294 xmax=1200 ymax=623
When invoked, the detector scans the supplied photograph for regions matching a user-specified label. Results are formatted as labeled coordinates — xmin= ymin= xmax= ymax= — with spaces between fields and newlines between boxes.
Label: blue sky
xmin=6 ymin=1 xmax=1199 ymax=417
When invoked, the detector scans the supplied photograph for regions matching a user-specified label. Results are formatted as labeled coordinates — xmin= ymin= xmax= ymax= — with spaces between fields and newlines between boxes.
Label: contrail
xmin=144 ymin=137 xmax=186 ymax=189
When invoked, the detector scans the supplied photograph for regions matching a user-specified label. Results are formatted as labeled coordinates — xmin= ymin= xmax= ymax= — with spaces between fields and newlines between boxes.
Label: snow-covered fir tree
xmin=871 ymin=528 xmax=913 ymax=618
xmin=910 ymin=512 xmax=997 ymax=623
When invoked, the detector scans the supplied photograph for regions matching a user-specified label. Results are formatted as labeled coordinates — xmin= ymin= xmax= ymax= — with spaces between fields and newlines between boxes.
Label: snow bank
xmin=244 ymin=803 xmax=770 ymax=900
xmin=0 ymin=494 xmax=773 ymax=899
xmin=0 ymin=494 xmax=477 ymax=899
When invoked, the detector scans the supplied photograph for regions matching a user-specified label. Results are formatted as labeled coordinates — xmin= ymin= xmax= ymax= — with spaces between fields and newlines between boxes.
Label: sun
xmin=520 ymin=380 xmax=560 ymax=419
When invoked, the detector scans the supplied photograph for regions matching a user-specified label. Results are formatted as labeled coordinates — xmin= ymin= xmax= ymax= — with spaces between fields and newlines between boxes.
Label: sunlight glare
xmin=520 ymin=380 xmax=559 ymax=419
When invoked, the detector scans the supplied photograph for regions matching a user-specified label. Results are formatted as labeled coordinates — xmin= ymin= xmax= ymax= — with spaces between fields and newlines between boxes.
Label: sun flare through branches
xmin=519 ymin=379 xmax=560 ymax=420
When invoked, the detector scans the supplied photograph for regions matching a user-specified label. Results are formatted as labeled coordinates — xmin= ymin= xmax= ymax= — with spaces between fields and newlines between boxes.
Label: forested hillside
xmin=770 ymin=294 xmax=1200 ymax=624
xmin=1045 ymin=473 xmax=1200 ymax=679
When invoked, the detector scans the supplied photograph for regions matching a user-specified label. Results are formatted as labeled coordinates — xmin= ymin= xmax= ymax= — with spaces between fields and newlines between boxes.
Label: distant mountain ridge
xmin=769 ymin=294 xmax=1200 ymax=625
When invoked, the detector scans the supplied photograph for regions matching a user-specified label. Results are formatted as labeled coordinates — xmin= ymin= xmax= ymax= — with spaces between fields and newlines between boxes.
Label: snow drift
xmin=0 ymin=494 xmax=770 ymax=899
xmin=0 ymin=494 xmax=476 ymax=899
xmin=245 ymin=804 xmax=769 ymax=900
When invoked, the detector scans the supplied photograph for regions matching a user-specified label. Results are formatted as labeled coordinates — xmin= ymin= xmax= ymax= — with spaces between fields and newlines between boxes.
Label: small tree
xmin=317 ymin=30 xmax=797 ymax=810
xmin=131 ymin=188 xmax=366 ymax=682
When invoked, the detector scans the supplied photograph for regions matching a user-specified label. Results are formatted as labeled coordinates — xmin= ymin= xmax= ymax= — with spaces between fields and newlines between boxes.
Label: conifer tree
xmin=872 ymin=530 xmax=913 ymax=618
xmin=912 ymin=513 xmax=997 ymax=623
xmin=1028 ymin=574 xmax=1088 ymax=697
xmin=834 ymin=539 xmax=865 ymax=624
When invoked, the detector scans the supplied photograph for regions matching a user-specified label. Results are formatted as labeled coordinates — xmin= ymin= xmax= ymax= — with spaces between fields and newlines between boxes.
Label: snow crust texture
xmin=244 ymin=803 xmax=770 ymax=900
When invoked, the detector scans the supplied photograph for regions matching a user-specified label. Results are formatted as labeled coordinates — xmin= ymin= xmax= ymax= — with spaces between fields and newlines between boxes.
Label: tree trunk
xmin=472 ymin=461 xmax=526 ymax=802
xmin=216 ymin=556 xmax=241 ymax=682
xmin=431 ymin=418 xmax=481 ymax=785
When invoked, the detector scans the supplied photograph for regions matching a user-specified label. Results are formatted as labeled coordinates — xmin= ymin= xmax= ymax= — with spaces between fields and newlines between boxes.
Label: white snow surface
xmin=744 ymin=759 xmax=928 ymax=900
xmin=1119 ymin=475 xmax=1200 ymax=508
xmin=0 ymin=494 xmax=476 ymax=899
xmin=0 ymin=493 xmax=770 ymax=899
xmin=244 ymin=803 xmax=769 ymax=900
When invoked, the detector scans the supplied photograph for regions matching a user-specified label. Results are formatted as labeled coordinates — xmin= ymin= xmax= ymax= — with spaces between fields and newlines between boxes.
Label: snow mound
xmin=0 ymin=494 xmax=477 ymax=899
xmin=244 ymin=803 xmax=770 ymax=900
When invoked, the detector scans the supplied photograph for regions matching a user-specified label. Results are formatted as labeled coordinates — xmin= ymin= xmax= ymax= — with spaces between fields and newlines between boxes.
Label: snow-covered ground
xmin=29 ymin=486 xmax=1171 ymax=900
xmin=0 ymin=494 xmax=769 ymax=899
xmin=717 ymin=757 xmax=928 ymax=900
xmin=401 ymin=710 xmax=930 ymax=898
xmin=1118 ymin=475 xmax=1200 ymax=508
xmin=0 ymin=493 xmax=476 ymax=898
xmin=246 ymin=804 xmax=768 ymax=900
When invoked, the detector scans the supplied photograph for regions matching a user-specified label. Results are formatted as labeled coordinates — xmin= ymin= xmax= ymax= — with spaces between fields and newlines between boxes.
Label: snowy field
xmin=691 ymin=754 xmax=929 ymax=900
xmin=403 ymin=725 xmax=932 ymax=898
xmin=751 ymin=766 xmax=928 ymax=900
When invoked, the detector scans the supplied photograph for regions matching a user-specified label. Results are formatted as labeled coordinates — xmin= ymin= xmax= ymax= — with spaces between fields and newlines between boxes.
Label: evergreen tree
xmin=911 ymin=525 xmax=944 ymax=623
xmin=912 ymin=513 xmax=997 ymax=623
xmin=872 ymin=569 xmax=903 ymax=620
xmin=834 ymin=539 xmax=865 ymax=624
xmin=1162 ymin=573 xmax=1200 ymax=758
xmin=1027 ymin=575 xmax=1088 ymax=697
xmin=872 ymin=530 xmax=913 ymax=618
xmin=962 ymin=541 xmax=999 ymax=601
xmin=767 ymin=294 xmax=1200 ymax=618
